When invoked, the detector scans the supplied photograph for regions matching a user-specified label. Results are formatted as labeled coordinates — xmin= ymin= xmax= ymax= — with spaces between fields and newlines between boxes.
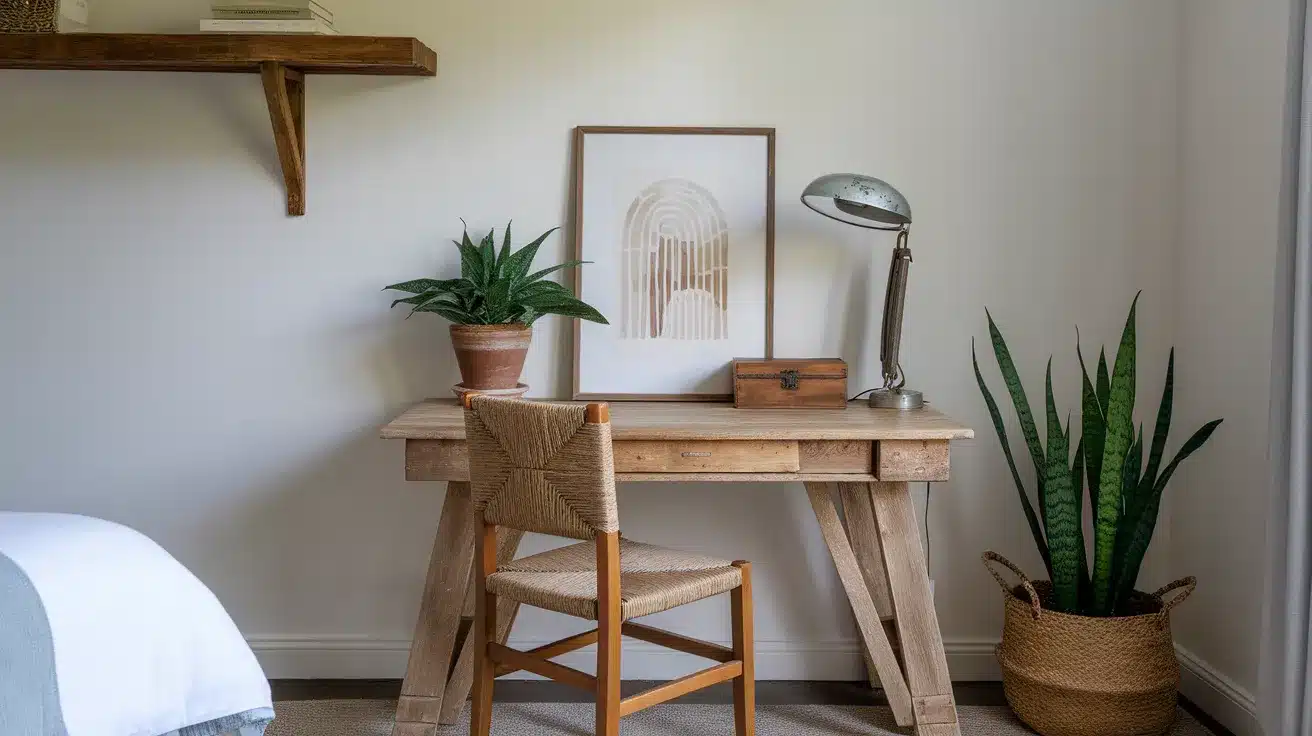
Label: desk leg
xmin=804 ymin=482 xmax=914 ymax=727
xmin=438 ymin=528 xmax=525 ymax=724
xmin=838 ymin=482 xmax=898 ymax=689
xmin=393 ymin=482 xmax=477 ymax=736
xmin=869 ymin=481 xmax=960 ymax=736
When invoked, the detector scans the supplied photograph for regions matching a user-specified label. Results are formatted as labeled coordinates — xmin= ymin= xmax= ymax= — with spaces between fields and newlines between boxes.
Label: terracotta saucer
xmin=452 ymin=383 xmax=530 ymax=401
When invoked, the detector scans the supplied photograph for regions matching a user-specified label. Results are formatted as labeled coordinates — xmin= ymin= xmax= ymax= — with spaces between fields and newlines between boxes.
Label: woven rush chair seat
xmin=463 ymin=396 xmax=755 ymax=736
xmin=488 ymin=537 xmax=744 ymax=620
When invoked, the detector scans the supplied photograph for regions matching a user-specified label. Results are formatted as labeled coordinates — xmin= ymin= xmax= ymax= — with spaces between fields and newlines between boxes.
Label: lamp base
xmin=869 ymin=388 xmax=924 ymax=410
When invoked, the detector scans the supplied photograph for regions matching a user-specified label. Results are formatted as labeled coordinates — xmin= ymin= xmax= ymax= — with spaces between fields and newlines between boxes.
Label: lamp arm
xmin=880 ymin=228 xmax=913 ymax=390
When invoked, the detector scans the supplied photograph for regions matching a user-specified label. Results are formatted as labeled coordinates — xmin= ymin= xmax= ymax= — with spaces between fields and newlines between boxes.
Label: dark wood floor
xmin=270 ymin=679 xmax=1233 ymax=735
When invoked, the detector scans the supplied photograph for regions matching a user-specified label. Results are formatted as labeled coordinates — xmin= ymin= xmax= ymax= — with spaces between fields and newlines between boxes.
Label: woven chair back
xmin=463 ymin=396 xmax=618 ymax=540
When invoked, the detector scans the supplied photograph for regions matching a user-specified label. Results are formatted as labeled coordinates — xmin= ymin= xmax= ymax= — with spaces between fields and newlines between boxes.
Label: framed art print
xmin=571 ymin=126 xmax=776 ymax=401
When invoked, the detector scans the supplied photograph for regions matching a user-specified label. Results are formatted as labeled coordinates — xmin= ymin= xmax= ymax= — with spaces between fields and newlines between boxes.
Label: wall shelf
xmin=0 ymin=33 xmax=438 ymax=215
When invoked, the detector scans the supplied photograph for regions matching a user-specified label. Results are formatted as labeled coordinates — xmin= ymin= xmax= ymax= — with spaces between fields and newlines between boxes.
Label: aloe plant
xmin=384 ymin=222 xmax=608 ymax=326
xmin=974 ymin=295 xmax=1222 ymax=616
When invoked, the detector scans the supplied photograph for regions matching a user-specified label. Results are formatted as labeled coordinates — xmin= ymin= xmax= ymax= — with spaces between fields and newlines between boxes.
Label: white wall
xmin=0 ymin=1 xmax=1184 ymax=679
xmin=1171 ymin=1 xmax=1296 ymax=732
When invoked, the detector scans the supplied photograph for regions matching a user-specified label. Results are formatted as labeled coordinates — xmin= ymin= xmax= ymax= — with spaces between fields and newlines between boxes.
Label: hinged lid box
xmin=732 ymin=358 xmax=848 ymax=409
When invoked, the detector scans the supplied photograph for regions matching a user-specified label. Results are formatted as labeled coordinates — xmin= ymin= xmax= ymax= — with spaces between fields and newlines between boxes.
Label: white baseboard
xmin=1176 ymin=644 xmax=1259 ymax=736
xmin=249 ymin=635 xmax=1002 ymax=682
xmin=251 ymin=635 xmax=1260 ymax=734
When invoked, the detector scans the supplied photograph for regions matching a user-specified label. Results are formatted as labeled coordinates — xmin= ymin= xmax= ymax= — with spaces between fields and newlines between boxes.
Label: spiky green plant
xmin=384 ymin=222 xmax=609 ymax=326
xmin=973 ymin=294 xmax=1222 ymax=616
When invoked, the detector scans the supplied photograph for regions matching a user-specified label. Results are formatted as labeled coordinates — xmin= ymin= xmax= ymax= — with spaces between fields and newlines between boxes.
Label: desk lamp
xmin=802 ymin=174 xmax=923 ymax=410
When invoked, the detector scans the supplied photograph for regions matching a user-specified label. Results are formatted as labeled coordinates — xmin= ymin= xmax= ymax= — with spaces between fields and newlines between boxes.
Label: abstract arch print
xmin=620 ymin=179 xmax=730 ymax=341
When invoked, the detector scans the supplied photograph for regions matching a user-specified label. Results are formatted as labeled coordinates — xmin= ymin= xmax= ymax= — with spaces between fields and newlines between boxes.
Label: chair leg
xmin=596 ymin=532 xmax=622 ymax=736
xmin=731 ymin=561 xmax=756 ymax=736
xmin=470 ymin=525 xmax=498 ymax=736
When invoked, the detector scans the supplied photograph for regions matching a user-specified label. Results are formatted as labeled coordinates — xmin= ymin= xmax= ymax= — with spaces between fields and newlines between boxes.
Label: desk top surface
xmin=381 ymin=400 xmax=974 ymax=442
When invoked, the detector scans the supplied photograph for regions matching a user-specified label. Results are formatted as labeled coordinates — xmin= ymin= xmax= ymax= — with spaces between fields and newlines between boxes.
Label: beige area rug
xmin=265 ymin=699 xmax=1214 ymax=735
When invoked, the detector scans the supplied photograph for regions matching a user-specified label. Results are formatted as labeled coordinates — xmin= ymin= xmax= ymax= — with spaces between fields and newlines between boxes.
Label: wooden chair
xmin=462 ymin=394 xmax=755 ymax=736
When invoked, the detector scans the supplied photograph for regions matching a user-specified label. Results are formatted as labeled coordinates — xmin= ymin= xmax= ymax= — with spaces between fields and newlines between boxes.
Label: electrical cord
xmin=924 ymin=482 xmax=933 ymax=573
xmin=846 ymin=393 xmax=935 ymax=572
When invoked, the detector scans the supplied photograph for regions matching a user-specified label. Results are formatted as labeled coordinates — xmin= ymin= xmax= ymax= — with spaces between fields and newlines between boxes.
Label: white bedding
xmin=0 ymin=513 xmax=274 ymax=736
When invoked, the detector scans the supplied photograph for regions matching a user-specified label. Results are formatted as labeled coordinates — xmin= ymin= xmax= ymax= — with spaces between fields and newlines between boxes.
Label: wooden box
xmin=732 ymin=359 xmax=848 ymax=409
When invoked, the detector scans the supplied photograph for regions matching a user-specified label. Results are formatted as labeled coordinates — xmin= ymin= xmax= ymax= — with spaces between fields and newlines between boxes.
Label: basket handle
xmin=1154 ymin=577 xmax=1197 ymax=613
xmin=982 ymin=551 xmax=1042 ymax=620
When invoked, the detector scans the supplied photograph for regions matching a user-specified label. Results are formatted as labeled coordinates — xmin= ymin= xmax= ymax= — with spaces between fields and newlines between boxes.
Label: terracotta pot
xmin=449 ymin=324 xmax=532 ymax=391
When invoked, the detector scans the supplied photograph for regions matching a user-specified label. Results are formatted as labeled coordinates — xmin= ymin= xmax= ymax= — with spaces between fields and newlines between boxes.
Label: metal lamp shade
xmin=801 ymin=174 xmax=912 ymax=230
xmin=801 ymin=172 xmax=923 ymax=410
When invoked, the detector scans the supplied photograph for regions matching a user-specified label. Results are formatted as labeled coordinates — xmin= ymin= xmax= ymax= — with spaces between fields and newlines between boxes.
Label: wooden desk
xmin=381 ymin=400 xmax=973 ymax=736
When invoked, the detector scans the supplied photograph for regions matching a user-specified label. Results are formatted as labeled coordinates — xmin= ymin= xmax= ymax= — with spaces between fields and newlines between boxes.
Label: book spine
xmin=199 ymin=19 xmax=337 ymax=34
xmin=211 ymin=9 xmax=325 ymax=21
xmin=210 ymin=1 xmax=333 ymax=23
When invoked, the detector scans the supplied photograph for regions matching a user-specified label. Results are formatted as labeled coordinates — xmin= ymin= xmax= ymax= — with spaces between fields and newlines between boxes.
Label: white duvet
xmin=0 ymin=513 xmax=274 ymax=736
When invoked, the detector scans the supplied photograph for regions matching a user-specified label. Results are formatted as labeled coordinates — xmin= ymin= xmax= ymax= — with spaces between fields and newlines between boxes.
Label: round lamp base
xmin=869 ymin=388 xmax=924 ymax=410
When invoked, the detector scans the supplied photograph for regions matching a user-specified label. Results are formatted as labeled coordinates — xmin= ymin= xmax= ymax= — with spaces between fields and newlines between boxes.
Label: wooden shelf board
xmin=0 ymin=33 xmax=436 ymax=76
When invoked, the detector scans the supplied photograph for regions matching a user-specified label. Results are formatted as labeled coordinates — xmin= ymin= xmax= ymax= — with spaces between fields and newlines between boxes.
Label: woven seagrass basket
xmin=983 ymin=552 xmax=1196 ymax=736
xmin=0 ymin=0 xmax=59 ymax=32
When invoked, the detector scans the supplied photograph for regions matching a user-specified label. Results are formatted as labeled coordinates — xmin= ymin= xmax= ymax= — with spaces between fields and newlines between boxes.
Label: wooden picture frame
xmin=571 ymin=126 xmax=776 ymax=402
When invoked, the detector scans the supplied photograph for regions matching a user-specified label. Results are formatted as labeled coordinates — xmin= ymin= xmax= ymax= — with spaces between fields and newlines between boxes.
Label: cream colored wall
xmin=1171 ymin=0 xmax=1295 ymax=731
xmin=0 ymin=1 xmax=1183 ymax=678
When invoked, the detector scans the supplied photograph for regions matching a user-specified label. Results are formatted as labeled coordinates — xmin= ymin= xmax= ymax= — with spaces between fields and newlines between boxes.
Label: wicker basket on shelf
xmin=0 ymin=0 xmax=59 ymax=31
xmin=984 ymin=552 xmax=1196 ymax=736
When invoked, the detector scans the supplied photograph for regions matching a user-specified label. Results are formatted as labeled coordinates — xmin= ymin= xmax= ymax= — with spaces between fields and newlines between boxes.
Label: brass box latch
xmin=780 ymin=369 xmax=799 ymax=391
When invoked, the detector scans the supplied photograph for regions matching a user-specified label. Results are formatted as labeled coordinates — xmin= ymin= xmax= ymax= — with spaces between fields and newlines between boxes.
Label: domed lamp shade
xmin=801 ymin=174 xmax=923 ymax=409
xmin=801 ymin=174 xmax=912 ymax=231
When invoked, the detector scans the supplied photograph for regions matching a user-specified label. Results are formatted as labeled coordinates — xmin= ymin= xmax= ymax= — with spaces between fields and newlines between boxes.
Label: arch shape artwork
xmin=620 ymin=179 xmax=730 ymax=341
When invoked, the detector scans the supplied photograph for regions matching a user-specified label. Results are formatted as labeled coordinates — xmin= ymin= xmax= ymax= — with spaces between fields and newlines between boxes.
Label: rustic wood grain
xmin=469 ymin=521 xmax=498 ymax=736
xmin=732 ymin=358 xmax=848 ymax=409
xmin=487 ymin=643 xmax=598 ymax=691
xmin=803 ymin=482 xmax=914 ymax=726
xmin=613 ymin=440 xmax=800 ymax=473
xmin=495 ymin=630 xmax=599 ymax=677
xmin=732 ymin=561 xmax=756 ymax=736
xmin=878 ymin=439 xmax=951 ymax=482
xmin=800 ymin=440 xmax=873 ymax=473
xmin=393 ymin=482 xmax=475 ymax=736
xmin=260 ymin=62 xmax=305 ymax=216
xmin=388 ymin=401 xmax=969 ymax=734
xmin=439 ymin=527 xmax=524 ymax=724
xmin=913 ymin=695 xmax=958 ymax=724
xmin=405 ymin=440 xmax=468 ymax=482
xmin=405 ymin=438 xmax=879 ymax=482
xmin=838 ymin=484 xmax=895 ymax=617
xmin=616 ymin=472 xmax=876 ymax=485
xmin=620 ymin=622 xmax=735 ymax=663
xmin=914 ymin=724 xmax=963 ymax=736
xmin=618 ymin=661 xmax=744 ymax=716
xmin=383 ymin=400 xmax=974 ymax=442
xmin=839 ymin=482 xmax=896 ymax=690
xmin=596 ymin=531 xmax=622 ymax=736
xmin=870 ymin=481 xmax=960 ymax=735
xmin=0 ymin=34 xmax=436 ymax=74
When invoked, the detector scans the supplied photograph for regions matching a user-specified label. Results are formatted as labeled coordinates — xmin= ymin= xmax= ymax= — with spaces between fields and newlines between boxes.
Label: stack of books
xmin=200 ymin=0 xmax=336 ymax=35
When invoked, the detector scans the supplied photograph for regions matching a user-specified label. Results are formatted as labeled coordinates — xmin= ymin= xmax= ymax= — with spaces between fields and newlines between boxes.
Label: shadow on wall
xmin=186 ymin=312 xmax=461 ymax=635
xmin=773 ymin=220 xmax=875 ymax=380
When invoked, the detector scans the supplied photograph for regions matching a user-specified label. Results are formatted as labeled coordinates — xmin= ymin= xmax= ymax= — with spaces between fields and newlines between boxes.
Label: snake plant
xmin=384 ymin=222 xmax=608 ymax=326
xmin=973 ymin=295 xmax=1222 ymax=616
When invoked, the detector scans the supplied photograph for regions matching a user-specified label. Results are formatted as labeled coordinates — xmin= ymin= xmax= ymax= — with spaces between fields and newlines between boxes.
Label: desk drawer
xmin=613 ymin=440 xmax=800 ymax=473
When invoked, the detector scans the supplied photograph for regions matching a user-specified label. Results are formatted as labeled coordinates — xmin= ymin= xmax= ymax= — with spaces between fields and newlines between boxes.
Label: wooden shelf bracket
xmin=0 ymin=34 xmax=437 ymax=216
xmin=260 ymin=62 xmax=306 ymax=217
